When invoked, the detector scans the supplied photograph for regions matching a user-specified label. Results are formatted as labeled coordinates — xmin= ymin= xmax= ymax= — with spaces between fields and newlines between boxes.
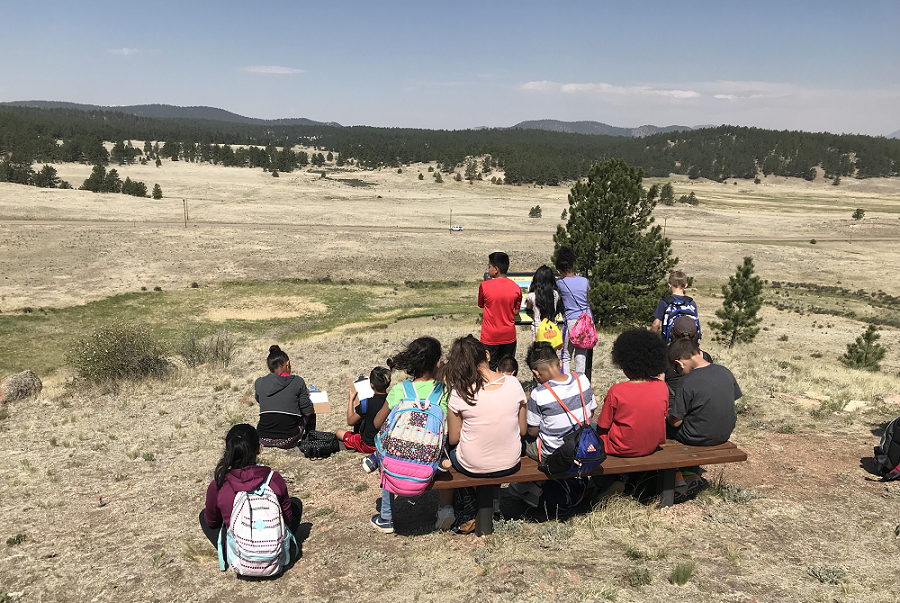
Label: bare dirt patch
xmin=205 ymin=296 xmax=328 ymax=321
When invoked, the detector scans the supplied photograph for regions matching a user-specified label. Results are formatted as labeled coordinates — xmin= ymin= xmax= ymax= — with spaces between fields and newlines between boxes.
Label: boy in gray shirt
xmin=666 ymin=339 xmax=741 ymax=446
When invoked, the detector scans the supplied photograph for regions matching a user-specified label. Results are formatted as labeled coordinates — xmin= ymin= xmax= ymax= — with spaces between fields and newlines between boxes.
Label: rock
xmin=844 ymin=400 xmax=869 ymax=412
xmin=772 ymin=392 xmax=819 ymax=408
xmin=875 ymin=393 xmax=900 ymax=406
xmin=0 ymin=371 xmax=42 ymax=404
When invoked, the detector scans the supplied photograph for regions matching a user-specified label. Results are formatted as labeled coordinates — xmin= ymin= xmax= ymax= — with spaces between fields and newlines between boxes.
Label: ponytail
xmin=266 ymin=345 xmax=289 ymax=373
xmin=214 ymin=424 xmax=260 ymax=488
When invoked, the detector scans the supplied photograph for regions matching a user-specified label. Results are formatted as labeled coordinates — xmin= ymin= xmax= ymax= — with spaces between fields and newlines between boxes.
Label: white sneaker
xmin=434 ymin=505 xmax=455 ymax=531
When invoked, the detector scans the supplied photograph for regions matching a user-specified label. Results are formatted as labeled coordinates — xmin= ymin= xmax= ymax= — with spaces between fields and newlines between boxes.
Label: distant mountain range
xmin=0 ymin=100 xmax=342 ymax=127
xmin=889 ymin=129 xmax=900 ymax=139
xmin=509 ymin=119 xmax=715 ymax=138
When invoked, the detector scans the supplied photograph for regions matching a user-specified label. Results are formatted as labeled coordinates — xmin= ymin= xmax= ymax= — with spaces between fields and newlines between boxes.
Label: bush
xmin=629 ymin=566 xmax=651 ymax=587
xmin=67 ymin=324 xmax=169 ymax=383
xmin=178 ymin=330 xmax=237 ymax=368
xmin=852 ymin=208 xmax=865 ymax=220
xmin=840 ymin=325 xmax=886 ymax=371
xmin=669 ymin=561 xmax=696 ymax=585
xmin=528 ymin=205 xmax=542 ymax=218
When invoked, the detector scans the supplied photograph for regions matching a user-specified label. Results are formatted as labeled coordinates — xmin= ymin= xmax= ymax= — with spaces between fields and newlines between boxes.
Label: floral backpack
xmin=375 ymin=381 xmax=446 ymax=497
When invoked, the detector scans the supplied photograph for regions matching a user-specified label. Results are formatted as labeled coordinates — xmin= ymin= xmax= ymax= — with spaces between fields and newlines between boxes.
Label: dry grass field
xmin=1 ymin=157 xmax=899 ymax=602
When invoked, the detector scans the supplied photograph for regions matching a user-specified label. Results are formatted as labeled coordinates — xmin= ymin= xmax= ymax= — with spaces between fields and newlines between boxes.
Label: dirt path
xmin=1 ymin=218 xmax=896 ymax=243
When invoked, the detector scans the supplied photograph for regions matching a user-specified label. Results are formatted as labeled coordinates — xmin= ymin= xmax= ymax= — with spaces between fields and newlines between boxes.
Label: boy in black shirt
xmin=666 ymin=339 xmax=741 ymax=446
xmin=336 ymin=367 xmax=391 ymax=458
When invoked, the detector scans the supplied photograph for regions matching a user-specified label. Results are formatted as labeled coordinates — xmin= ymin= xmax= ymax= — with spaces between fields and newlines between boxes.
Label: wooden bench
xmin=429 ymin=440 xmax=747 ymax=536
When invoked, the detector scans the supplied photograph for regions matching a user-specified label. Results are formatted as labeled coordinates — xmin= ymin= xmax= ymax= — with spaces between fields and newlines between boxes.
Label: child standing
xmin=555 ymin=247 xmax=593 ymax=374
xmin=651 ymin=270 xmax=700 ymax=342
xmin=525 ymin=264 xmax=561 ymax=342
xmin=336 ymin=367 xmax=390 ymax=459
xmin=369 ymin=337 xmax=450 ymax=534
xmin=478 ymin=252 xmax=523 ymax=371
xmin=254 ymin=345 xmax=315 ymax=449
xmin=201 ymin=424 xmax=301 ymax=575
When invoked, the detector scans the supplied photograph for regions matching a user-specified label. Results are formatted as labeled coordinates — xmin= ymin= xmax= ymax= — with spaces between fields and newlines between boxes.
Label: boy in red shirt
xmin=597 ymin=329 xmax=669 ymax=457
xmin=478 ymin=252 xmax=523 ymax=371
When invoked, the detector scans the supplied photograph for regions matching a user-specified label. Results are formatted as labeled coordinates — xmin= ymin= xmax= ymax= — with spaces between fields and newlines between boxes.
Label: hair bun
xmin=269 ymin=345 xmax=282 ymax=354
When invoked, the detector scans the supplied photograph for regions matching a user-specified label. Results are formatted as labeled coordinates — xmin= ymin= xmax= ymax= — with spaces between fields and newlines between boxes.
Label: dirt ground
xmin=1 ymin=159 xmax=900 ymax=602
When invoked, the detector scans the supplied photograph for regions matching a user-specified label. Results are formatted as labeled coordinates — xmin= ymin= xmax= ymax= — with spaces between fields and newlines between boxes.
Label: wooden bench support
xmin=429 ymin=440 xmax=747 ymax=533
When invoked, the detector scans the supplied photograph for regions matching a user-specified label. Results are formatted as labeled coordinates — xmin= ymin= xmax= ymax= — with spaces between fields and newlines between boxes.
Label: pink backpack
xmin=569 ymin=312 xmax=597 ymax=349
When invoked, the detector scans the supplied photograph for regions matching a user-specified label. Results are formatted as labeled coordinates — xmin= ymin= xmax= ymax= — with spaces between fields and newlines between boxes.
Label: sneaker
xmin=370 ymin=513 xmax=394 ymax=534
xmin=435 ymin=505 xmax=455 ymax=531
xmin=362 ymin=454 xmax=379 ymax=473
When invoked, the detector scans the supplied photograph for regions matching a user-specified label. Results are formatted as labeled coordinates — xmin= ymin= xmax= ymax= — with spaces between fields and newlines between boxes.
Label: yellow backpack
xmin=535 ymin=318 xmax=564 ymax=349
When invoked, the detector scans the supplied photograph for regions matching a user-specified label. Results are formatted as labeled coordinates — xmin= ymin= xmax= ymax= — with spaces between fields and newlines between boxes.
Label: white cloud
xmin=523 ymin=80 xmax=699 ymax=99
xmin=243 ymin=65 xmax=304 ymax=75
xmin=714 ymin=94 xmax=738 ymax=100
xmin=109 ymin=48 xmax=138 ymax=56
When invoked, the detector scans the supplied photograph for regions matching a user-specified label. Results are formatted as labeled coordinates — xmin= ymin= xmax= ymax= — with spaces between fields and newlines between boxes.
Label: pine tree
xmin=155 ymin=156 xmax=162 ymax=168
xmin=529 ymin=205 xmax=542 ymax=218
xmin=32 ymin=165 xmax=60 ymax=188
xmin=418 ymin=173 xmax=424 ymax=180
xmin=152 ymin=184 xmax=163 ymax=200
xmin=554 ymin=158 xmax=677 ymax=328
xmin=852 ymin=208 xmax=865 ymax=220
xmin=840 ymin=325 xmax=886 ymax=371
xmin=659 ymin=182 xmax=675 ymax=206
xmin=709 ymin=256 xmax=763 ymax=348
xmin=434 ymin=171 xmax=443 ymax=183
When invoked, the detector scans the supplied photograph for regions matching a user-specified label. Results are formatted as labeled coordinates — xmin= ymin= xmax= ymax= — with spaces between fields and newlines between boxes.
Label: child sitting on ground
xmin=335 ymin=367 xmax=390 ymax=460
xmin=254 ymin=345 xmax=315 ymax=450
xmin=201 ymin=424 xmax=301 ymax=576
xmin=369 ymin=337 xmax=450 ymax=534
xmin=497 ymin=355 xmax=518 ymax=377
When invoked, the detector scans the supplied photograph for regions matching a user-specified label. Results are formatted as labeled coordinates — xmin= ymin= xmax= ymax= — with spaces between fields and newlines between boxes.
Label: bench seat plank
xmin=429 ymin=440 xmax=746 ymax=490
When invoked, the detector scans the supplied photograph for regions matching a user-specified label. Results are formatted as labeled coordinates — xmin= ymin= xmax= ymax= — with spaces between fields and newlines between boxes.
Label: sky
xmin=1 ymin=0 xmax=898 ymax=135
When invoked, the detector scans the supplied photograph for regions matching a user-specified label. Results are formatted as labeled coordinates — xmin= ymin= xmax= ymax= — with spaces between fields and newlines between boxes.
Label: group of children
xmin=202 ymin=263 xmax=743 ymax=575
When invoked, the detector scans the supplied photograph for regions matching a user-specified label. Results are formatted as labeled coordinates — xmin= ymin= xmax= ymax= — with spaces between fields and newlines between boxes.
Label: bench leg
xmin=657 ymin=469 xmax=676 ymax=508
xmin=474 ymin=485 xmax=494 ymax=536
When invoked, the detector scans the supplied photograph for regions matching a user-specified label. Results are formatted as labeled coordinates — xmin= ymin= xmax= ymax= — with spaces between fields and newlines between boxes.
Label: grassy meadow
xmin=1 ymin=159 xmax=899 ymax=602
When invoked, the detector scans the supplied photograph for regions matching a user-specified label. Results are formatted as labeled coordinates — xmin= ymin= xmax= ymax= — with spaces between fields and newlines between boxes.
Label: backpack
xmin=874 ymin=415 xmax=900 ymax=480
xmin=537 ymin=375 xmax=606 ymax=478
xmin=375 ymin=381 xmax=446 ymax=497
xmin=218 ymin=471 xmax=296 ymax=577
xmin=298 ymin=430 xmax=340 ymax=459
xmin=535 ymin=318 xmax=564 ymax=349
xmin=558 ymin=279 xmax=597 ymax=349
xmin=660 ymin=295 xmax=701 ymax=343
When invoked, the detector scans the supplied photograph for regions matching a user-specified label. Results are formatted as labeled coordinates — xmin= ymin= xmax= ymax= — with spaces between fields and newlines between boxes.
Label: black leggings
xmin=199 ymin=497 xmax=303 ymax=549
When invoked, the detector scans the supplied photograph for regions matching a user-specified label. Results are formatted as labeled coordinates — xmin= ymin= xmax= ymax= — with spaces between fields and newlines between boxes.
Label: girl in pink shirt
xmin=442 ymin=335 xmax=528 ymax=532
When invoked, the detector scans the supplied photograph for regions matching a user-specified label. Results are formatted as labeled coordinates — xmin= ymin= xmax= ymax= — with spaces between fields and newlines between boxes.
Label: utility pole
xmin=183 ymin=199 xmax=188 ymax=228
xmin=450 ymin=208 xmax=452 ymax=230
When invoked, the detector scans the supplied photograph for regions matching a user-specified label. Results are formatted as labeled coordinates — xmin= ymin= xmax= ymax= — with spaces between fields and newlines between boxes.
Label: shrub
xmin=809 ymin=239 xmax=816 ymax=244
xmin=67 ymin=324 xmax=169 ymax=383
xmin=629 ymin=566 xmax=651 ymax=587
xmin=808 ymin=565 xmax=845 ymax=584
xmin=852 ymin=208 xmax=865 ymax=220
xmin=840 ymin=325 xmax=886 ymax=371
xmin=178 ymin=330 xmax=237 ymax=368
xmin=528 ymin=205 xmax=542 ymax=218
xmin=669 ymin=561 xmax=696 ymax=585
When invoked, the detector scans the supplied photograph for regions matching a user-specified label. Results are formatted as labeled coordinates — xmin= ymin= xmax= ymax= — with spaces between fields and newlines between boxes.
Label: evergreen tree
xmin=418 ymin=172 xmax=424 ymax=180
xmin=709 ymin=256 xmax=763 ymax=348
xmin=155 ymin=156 xmax=161 ymax=168
xmin=79 ymin=164 xmax=108 ymax=192
xmin=326 ymin=151 xmax=333 ymax=161
xmin=434 ymin=171 xmax=443 ymax=183
xmin=529 ymin=205 xmax=542 ymax=218
xmin=833 ymin=175 xmax=841 ymax=186
xmin=852 ymin=208 xmax=865 ymax=220
xmin=32 ymin=165 xmax=60 ymax=188
xmin=152 ymin=183 xmax=163 ymax=199
xmin=0 ymin=151 xmax=34 ymax=184
xmin=659 ymin=182 xmax=675 ymax=206
xmin=554 ymin=158 xmax=677 ymax=328
xmin=840 ymin=325 xmax=886 ymax=371
xmin=335 ymin=154 xmax=344 ymax=167
xmin=560 ymin=208 xmax=567 ymax=220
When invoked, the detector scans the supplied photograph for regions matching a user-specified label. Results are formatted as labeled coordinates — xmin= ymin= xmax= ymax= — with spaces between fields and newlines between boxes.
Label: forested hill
xmin=0 ymin=101 xmax=341 ymax=127
xmin=1 ymin=105 xmax=899 ymax=185
xmin=511 ymin=119 xmax=693 ymax=138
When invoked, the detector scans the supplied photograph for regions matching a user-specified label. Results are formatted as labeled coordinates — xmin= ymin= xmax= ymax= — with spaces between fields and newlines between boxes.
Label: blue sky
xmin=1 ymin=1 xmax=898 ymax=134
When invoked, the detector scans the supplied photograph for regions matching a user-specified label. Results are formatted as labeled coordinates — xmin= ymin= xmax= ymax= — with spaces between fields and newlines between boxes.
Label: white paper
xmin=309 ymin=390 xmax=329 ymax=404
xmin=353 ymin=378 xmax=375 ymax=400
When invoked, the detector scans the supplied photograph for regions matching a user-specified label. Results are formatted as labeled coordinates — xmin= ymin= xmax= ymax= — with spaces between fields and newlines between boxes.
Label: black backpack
xmin=298 ymin=430 xmax=339 ymax=459
xmin=874 ymin=416 xmax=900 ymax=480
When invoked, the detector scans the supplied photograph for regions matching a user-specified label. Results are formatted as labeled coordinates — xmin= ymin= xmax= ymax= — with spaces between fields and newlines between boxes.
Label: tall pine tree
xmin=553 ymin=158 xmax=677 ymax=328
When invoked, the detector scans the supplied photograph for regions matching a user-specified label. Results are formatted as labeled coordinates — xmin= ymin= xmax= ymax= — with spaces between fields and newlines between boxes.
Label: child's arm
xmin=372 ymin=400 xmax=391 ymax=430
xmin=346 ymin=379 xmax=362 ymax=427
xmin=477 ymin=282 xmax=485 ymax=309
xmin=650 ymin=318 xmax=661 ymax=333
xmin=447 ymin=410 xmax=462 ymax=446
xmin=518 ymin=401 xmax=528 ymax=436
